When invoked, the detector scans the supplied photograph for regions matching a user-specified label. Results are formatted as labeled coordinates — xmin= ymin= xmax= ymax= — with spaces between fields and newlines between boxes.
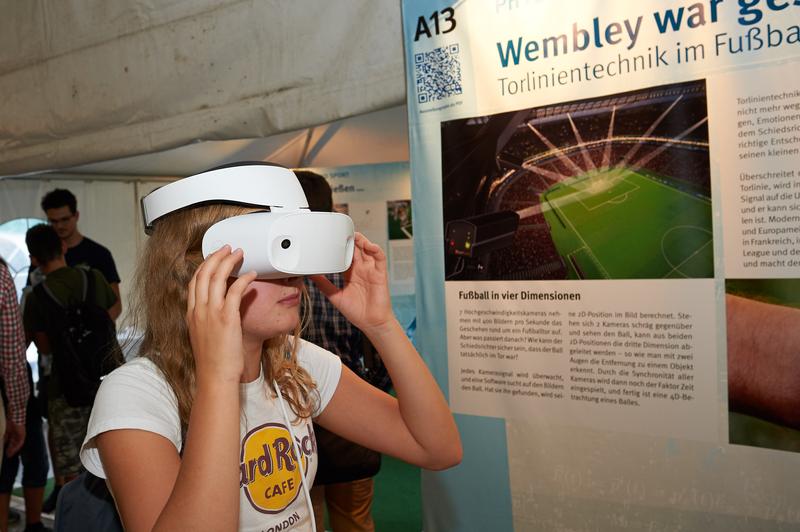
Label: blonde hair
xmin=130 ymin=204 xmax=317 ymax=433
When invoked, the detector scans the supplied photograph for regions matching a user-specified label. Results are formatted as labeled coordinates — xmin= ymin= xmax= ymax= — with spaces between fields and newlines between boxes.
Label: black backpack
xmin=34 ymin=267 xmax=123 ymax=408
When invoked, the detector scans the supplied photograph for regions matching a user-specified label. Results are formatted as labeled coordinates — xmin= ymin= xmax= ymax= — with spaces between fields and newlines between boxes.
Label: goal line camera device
xmin=141 ymin=163 xmax=355 ymax=279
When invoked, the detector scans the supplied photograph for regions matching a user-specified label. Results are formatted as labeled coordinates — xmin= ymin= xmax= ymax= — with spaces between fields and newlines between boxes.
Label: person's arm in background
xmin=108 ymin=283 xmax=122 ymax=322
xmin=0 ymin=265 xmax=30 ymax=455
xmin=99 ymin=247 xmax=122 ymax=322
xmin=727 ymin=293 xmax=800 ymax=429
xmin=90 ymin=269 xmax=119 ymax=322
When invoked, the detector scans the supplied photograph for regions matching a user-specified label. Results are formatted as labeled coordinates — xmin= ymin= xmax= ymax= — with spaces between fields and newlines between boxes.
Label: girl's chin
xmin=244 ymin=321 xmax=299 ymax=341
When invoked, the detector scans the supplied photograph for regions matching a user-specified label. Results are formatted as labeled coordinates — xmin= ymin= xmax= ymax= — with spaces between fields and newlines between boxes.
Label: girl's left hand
xmin=310 ymin=232 xmax=393 ymax=332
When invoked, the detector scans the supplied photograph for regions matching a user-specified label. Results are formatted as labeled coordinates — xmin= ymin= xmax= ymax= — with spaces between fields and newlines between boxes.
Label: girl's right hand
xmin=186 ymin=246 xmax=257 ymax=384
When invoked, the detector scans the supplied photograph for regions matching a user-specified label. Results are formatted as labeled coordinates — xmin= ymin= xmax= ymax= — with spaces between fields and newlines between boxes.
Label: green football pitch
xmin=541 ymin=168 xmax=713 ymax=279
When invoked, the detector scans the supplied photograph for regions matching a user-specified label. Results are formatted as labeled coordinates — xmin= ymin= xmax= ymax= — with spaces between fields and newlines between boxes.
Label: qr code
xmin=414 ymin=44 xmax=462 ymax=104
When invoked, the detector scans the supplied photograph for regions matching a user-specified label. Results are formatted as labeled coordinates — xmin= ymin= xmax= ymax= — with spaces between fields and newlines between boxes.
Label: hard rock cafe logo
xmin=239 ymin=422 xmax=316 ymax=513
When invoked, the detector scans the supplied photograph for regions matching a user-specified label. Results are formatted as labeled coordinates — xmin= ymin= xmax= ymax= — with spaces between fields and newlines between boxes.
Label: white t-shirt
xmin=80 ymin=339 xmax=342 ymax=532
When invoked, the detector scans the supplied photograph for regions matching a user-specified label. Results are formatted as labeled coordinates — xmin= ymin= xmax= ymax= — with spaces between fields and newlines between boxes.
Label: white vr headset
xmin=141 ymin=163 xmax=355 ymax=279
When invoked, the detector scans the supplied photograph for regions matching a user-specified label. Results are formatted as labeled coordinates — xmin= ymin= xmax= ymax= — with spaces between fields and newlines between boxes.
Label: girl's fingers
xmin=353 ymin=233 xmax=385 ymax=269
xmin=310 ymin=274 xmax=339 ymax=299
xmin=193 ymin=245 xmax=231 ymax=305
xmin=353 ymin=232 xmax=368 ymax=253
xmin=355 ymin=233 xmax=385 ymax=263
xmin=367 ymin=241 xmax=386 ymax=262
xmin=369 ymin=246 xmax=386 ymax=270
xmin=222 ymin=270 xmax=257 ymax=315
xmin=353 ymin=235 xmax=368 ymax=264
xmin=208 ymin=248 xmax=244 ymax=306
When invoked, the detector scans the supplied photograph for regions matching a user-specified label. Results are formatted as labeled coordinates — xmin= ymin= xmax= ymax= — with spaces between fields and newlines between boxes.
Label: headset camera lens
xmin=281 ymin=239 xmax=291 ymax=249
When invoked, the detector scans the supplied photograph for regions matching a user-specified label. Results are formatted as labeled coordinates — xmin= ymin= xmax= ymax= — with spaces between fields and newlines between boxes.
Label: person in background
xmin=0 ymin=364 xmax=49 ymax=532
xmin=40 ymin=189 xmax=121 ymax=322
xmin=296 ymin=170 xmax=383 ymax=532
xmin=0 ymin=257 xmax=30 ymax=453
xmin=39 ymin=188 xmax=121 ymax=512
xmin=3 ymin=275 xmax=50 ymax=532
xmin=0 ymin=257 xmax=34 ymax=527
xmin=22 ymin=225 xmax=117 ymax=516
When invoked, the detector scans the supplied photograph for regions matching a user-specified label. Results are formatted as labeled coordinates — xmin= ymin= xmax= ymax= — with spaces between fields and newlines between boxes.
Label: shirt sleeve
xmin=97 ymin=247 xmax=121 ymax=285
xmin=295 ymin=338 xmax=342 ymax=417
xmin=80 ymin=358 xmax=182 ymax=478
xmin=0 ymin=266 xmax=30 ymax=425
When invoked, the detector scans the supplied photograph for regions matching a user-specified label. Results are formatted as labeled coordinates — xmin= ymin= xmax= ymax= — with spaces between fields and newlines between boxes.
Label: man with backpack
xmin=35 ymin=188 xmax=123 ymax=512
xmin=22 ymin=225 xmax=120 ymax=492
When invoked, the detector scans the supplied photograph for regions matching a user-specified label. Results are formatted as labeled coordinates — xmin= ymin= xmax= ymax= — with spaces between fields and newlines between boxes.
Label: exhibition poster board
xmin=402 ymin=1 xmax=800 ymax=530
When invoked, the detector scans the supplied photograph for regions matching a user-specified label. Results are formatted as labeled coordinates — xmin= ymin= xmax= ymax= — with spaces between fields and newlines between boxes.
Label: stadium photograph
xmin=441 ymin=79 xmax=713 ymax=281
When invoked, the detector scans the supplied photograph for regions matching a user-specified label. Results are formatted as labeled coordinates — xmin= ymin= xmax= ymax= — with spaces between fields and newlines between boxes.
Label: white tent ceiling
xmin=0 ymin=0 xmax=407 ymax=177
xmin=62 ymin=104 xmax=410 ymax=178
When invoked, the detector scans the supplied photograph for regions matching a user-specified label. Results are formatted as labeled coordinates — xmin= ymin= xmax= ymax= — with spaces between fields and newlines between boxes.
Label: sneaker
xmin=41 ymin=484 xmax=62 ymax=514
xmin=7 ymin=509 xmax=22 ymax=524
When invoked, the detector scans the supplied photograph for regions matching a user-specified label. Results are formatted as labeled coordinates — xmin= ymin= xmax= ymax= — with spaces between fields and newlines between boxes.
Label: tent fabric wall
xmin=0 ymin=0 xmax=406 ymax=177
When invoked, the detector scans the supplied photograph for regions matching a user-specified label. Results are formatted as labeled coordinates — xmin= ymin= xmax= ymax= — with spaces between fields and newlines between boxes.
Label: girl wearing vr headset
xmin=79 ymin=190 xmax=462 ymax=531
